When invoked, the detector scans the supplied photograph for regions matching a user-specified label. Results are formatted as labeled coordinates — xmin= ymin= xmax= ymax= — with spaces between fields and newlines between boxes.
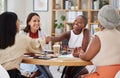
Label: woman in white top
xmin=48 ymin=15 xmax=89 ymax=51
xmin=47 ymin=15 xmax=90 ymax=78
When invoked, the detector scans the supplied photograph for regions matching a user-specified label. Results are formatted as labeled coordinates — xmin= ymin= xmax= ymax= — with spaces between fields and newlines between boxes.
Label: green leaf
xmin=61 ymin=15 xmax=65 ymax=21
xmin=54 ymin=15 xmax=65 ymax=29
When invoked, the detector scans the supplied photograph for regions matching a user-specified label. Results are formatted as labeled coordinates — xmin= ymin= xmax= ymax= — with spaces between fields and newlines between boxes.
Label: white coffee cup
xmin=53 ymin=44 xmax=60 ymax=56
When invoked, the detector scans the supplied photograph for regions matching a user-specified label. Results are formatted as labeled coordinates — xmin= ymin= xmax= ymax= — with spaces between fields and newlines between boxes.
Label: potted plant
xmin=54 ymin=15 xmax=65 ymax=34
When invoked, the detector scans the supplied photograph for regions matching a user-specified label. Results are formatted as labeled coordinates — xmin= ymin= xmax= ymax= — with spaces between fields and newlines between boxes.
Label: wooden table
xmin=22 ymin=55 xmax=92 ymax=66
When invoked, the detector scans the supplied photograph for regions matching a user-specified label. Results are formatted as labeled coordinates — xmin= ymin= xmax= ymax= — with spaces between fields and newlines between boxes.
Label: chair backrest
xmin=115 ymin=71 xmax=120 ymax=78
xmin=0 ymin=65 xmax=10 ymax=78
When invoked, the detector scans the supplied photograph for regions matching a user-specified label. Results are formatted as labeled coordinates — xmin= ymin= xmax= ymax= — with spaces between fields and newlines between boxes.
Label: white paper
xmin=58 ymin=53 xmax=74 ymax=58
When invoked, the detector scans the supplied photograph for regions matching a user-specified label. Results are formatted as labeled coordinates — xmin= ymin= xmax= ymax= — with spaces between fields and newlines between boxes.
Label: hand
xmin=24 ymin=53 xmax=35 ymax=57
xmin=45 ymin=36 xmax=52 ymax=44
xmin=79 ymin=49 xmax=84 ymax=56
xmin=72 ymin=47 xmax=82 ymax=57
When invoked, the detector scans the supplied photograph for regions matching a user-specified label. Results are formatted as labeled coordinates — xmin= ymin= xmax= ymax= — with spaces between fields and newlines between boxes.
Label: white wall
xmin=7 ymin=0 xmax=52 ymax=36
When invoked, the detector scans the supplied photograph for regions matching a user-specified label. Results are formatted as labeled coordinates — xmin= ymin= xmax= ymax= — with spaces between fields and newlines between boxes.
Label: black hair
xmin=0 ymin=12 xmax=18 ymax=49
xmin=78 ymin=15 xmax=88 ymax=26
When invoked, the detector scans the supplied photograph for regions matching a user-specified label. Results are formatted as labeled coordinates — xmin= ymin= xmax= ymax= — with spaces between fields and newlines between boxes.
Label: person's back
xmin=92 ymin=29 xmax=120 ymax=66
xmin=77 ymin=5 xmax=120 ymax=78
xmin=0 ymin=12 xmax=47 ymax=78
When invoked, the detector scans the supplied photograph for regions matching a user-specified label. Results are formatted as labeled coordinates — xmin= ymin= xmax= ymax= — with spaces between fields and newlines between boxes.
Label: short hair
xmin=76 ymin=15 xmax=88 ymax=27
xmin=0 ymin=12 xmax=18 ymax=49
xmin=78 ymin=15 xmax=88 ymax=26
xmin=23 ymin=12 xmax=41 ymax=33
xmin=98 ymin=5 xmax=120 ymax=29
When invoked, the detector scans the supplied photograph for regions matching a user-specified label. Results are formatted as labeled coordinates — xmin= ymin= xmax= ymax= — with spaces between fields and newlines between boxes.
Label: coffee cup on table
xmin=53 ymin=43 xmax=60 ymax=56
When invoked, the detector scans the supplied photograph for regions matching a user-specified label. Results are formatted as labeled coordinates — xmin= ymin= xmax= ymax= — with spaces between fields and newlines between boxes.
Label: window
xmin=0 ymin=0 xmax=7 ymax=13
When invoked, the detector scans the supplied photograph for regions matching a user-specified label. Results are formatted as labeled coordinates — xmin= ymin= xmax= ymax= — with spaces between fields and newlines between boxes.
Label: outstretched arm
xmin=46 ymin=31 xmax=70 ymax=43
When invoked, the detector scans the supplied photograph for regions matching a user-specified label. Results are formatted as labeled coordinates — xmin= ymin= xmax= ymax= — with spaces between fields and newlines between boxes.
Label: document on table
xmin=58 ymin=53 xmax=74 ymax=58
